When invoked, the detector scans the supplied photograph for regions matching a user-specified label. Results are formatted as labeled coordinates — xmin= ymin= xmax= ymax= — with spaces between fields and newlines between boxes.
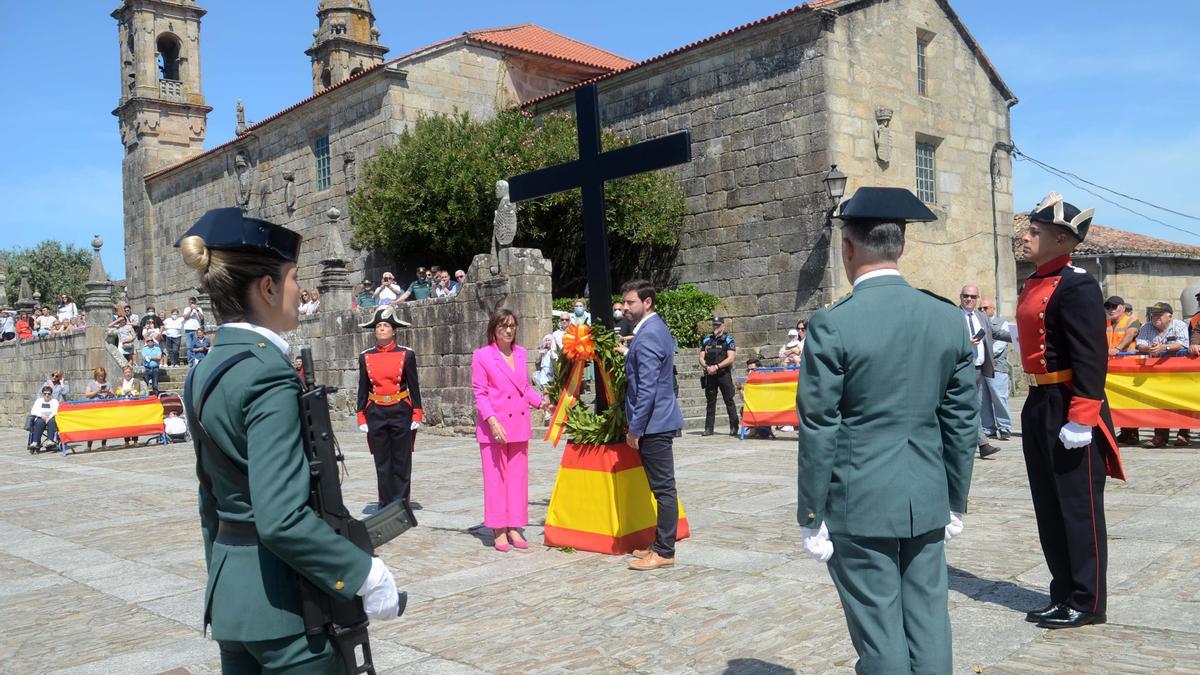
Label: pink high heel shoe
xmin=509 ymin=530 xmax=529 ymax=550
xmin=494 ymin=532 xmax=510 ymax=552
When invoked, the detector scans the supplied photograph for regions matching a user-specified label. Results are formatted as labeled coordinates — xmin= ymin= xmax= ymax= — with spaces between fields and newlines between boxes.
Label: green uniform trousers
xmin=827 ymin=528 xmax=951 ymax=675
xmin=218 ymin=632 xmax=340 ymax=674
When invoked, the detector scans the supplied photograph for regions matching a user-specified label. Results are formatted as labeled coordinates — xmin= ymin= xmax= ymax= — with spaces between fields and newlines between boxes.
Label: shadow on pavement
xmin=948 ymin=565 xmax=1049 ymax=613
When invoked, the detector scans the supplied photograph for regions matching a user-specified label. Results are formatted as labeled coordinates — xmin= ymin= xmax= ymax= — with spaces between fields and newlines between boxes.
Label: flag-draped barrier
xmin=55 ymin=397 xmax=166 ymax=452
xmin=741 ymin=367 xmax=800 ymax=430
xmin=1106 ymin=355 xmax=1200 ymax=429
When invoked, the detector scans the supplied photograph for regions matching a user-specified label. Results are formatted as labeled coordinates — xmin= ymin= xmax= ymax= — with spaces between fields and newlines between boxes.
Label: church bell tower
xmin=112 ymin=0 xmax=210 ymax=304
xmin=305 ymin=0 xmax=389 ymax=93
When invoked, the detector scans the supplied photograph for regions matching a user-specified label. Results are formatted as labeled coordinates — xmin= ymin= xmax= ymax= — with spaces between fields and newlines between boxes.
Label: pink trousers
xmin=479 ymin=441 xmax=529 ymax=528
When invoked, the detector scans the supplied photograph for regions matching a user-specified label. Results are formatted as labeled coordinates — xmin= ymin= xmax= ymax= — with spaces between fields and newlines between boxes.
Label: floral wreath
xmin=545 ymin=324 xmax=627 ymax=445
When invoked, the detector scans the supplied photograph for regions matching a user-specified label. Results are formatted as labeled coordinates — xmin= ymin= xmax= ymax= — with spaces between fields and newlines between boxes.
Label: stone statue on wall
xmin=283 ymin=170 xmax=297 ymax=212
xmin=343 ymin=151 xmax=358 ymax=194
xmin=235 ymin=99 xmax=248 ymax=136
xmin=234 ymin=150 xmax=253 ymax=211
xmin=491 ymin=179 xmax=517 ymax=275
xmin=874 ymin=108 xmax=893 ymax=164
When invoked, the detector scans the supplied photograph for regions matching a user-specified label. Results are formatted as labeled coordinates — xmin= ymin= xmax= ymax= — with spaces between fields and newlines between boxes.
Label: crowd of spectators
xmin=352 ymin=267 xmax=466 ymax=309
xmin=0 ymin=295 xmax=89 ymax=344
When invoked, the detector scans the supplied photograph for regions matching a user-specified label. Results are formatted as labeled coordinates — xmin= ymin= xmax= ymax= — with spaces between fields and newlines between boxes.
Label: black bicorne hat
xmin=836 ymin=187 xmax=937 ymax=223
xmin=1028 ymin=192 xmax=1094 ymax=242
xmin=174 ymin=208 xmax=302 ymax=262
xmin=360 ymin=305 xmax=412 ymax=329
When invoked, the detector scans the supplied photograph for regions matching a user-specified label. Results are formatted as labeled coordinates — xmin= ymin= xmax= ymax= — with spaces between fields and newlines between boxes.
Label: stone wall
xmin=286 ymin=247 xmax=553 ymax=434
xmin=824 ymin=0 xmax=1018 ymax=307
xmin=528 ymin=11 xmax=836 ymax=352
xmin=0 ymin=329 xmax=126 ymax=429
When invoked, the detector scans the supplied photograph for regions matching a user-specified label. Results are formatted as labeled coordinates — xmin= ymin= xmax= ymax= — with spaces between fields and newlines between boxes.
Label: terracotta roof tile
xmin=1012 ymin=212 xmax=1200 ymax=260
xmin=466 ymin=24 xmax=634 ymax=71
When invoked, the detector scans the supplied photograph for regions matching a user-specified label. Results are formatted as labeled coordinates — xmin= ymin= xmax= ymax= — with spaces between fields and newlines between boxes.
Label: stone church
xmin=115 ymin=0 xmax=1016 ymax=351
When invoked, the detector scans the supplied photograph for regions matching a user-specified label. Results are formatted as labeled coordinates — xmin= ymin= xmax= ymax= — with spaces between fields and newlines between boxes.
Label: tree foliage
xmin=0 ymin=241 xmax=94 ymax=308
xmin=553 ymin=284 xmax=720 ymax=348
xmin=349 ymin=109 xmax=686 ymax=294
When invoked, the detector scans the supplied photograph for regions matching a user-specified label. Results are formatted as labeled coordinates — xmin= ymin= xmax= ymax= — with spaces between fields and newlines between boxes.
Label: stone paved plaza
xmin=2 ymin=403 xmax=1199 ymax=674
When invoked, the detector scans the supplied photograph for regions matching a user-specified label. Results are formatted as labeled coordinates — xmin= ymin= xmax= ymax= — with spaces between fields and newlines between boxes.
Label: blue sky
xmin=2 ymin=0 xmax=1198 ymax=276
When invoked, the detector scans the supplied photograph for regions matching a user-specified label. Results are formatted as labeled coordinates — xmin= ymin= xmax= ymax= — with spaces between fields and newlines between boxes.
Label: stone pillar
xmin=0 ymin=271 xmax=8 ymax=309
xmin=318 ymin=207 xmax=354 ymax=311
xmin=15 ymin=266 xmax=35 ymax=313
xmin=83 ymin=235 xmax=116 ymax=371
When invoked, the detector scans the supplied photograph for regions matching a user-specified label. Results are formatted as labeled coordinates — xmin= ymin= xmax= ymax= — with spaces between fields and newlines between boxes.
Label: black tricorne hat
xmin=174 ymin=208 xmax=302 ymax=262
xmin=360 ymin=305 xmax=412 ymax=329
xmin=1028 ymin=192 xmax=1094 ymax=242
xmin=836 ymin=187 xmax=937 ymax=223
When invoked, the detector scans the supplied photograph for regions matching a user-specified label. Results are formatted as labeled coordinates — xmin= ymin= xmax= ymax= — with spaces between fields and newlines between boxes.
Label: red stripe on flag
xmin=1110 ymin=408 xmax=1200 ymax=430
xmin=1108 ymin=357 xmax=1200 ymax=374
xmin=742 ymin=411 xmax=800 ymax=427
xmin=59 ymin=424 xmax=165 ymax=443
xmin=543 ymin=518 xmax=691 ymax=555
xmin=746 ymin=370 xmax=801 ymax=384
xmin=558 ymin=442 xmax=644 ymax=473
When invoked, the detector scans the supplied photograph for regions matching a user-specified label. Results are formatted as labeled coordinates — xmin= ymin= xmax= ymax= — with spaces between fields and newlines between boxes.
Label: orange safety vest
xmin=1106 ymin=314 xmax=1135 ymax=351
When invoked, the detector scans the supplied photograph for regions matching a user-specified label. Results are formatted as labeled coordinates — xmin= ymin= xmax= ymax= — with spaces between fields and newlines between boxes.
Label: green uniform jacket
xmin=192 ymin=326 xmax=371 ymax=642
xmin=797 ymin=275 xmax=977 ymax=538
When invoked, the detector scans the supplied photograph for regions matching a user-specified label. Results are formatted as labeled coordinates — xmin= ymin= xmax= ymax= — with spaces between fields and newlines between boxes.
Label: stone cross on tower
xmin=506 ymin=83 xmax=692 ymax=331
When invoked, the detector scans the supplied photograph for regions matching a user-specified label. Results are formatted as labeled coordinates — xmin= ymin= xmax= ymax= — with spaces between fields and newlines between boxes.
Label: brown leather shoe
xmin=1142 ymin=436 xmax=1167 ymax=449
xmin=630 ymin=548 xmax=652 ymax=560
xmin=628 ymin=552 xmax=675 ymax=570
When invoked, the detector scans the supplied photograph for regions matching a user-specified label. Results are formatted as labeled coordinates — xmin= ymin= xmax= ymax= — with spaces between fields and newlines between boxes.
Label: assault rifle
xmin=297 ymin=348 xmax=417 ymax=675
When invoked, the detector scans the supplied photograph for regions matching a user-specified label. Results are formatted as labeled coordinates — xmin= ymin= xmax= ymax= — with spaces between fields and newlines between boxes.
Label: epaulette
xmin=918 ymin=289 xmax=956 ymax=306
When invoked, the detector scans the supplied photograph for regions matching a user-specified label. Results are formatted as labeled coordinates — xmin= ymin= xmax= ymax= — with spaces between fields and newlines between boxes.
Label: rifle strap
xmin=185 ymin=351 xmax=255 ymax=499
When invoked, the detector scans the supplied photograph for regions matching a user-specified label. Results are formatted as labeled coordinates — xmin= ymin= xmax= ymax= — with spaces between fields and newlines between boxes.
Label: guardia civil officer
xmin=177 ymin=208 xmax=400 ymax=673
xmin=699 ymin=317 xmax=739 ymax=436
xmin=1016 ymin=192 xmax=1125 ymax=629
xmin=797 ymin=188 xmax=976 ymax=673
xmin=357 ymin=305 xmax=423 ymax=509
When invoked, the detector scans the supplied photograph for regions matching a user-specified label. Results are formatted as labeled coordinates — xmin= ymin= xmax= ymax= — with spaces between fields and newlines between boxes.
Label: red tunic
xmin=356 ymin=341 xmax=423 ymax=426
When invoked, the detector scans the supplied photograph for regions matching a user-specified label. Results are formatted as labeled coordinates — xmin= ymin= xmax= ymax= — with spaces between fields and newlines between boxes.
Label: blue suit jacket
xmin=624 ymin=314 xmax=685 ymax=436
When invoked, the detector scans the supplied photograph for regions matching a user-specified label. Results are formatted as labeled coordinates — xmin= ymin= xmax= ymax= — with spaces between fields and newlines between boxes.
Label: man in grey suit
xmin=798 ymin=188 xmax=977 ymax=673
xmin=959 ymin=284 xmax=1011 ymax=457
xmin=621 ymin=279 xmax=686 ymax=571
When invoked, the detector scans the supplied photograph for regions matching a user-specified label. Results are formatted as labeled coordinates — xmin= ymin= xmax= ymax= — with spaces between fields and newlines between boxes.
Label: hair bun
xmin=179 ymin=235 xmax=211 ymax=271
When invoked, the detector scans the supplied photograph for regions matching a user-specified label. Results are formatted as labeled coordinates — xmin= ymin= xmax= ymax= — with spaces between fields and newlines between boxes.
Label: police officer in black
xmin=699 ymin=316 xmax=739 ymax=436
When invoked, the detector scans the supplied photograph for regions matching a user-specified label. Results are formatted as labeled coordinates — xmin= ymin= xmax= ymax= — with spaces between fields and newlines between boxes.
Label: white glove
xmin=801 ymin=522 xmax=834 ymax=563
xmin=1058 ymin=421 xmax=1093 ymax=449
xmin=944 ymin=511 xmax=964 ymax=543
xmin=410 ymin=421 xmax=421 ymax=431
xmin=359 ymin=423 xmax=369 ymax=433
xmin=356 ymin=557 xmax=400 ymax=622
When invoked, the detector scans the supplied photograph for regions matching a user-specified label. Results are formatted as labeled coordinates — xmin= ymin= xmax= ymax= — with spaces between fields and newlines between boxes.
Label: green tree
xmin=0 ymin=241 xmax=93 ymax=309
xmin=349 ymin=109 xmax=686 ymax=294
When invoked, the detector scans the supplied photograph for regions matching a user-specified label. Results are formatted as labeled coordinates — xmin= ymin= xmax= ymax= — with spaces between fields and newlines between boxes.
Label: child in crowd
xmin=779 ymin=329 xmax=803 ymax=367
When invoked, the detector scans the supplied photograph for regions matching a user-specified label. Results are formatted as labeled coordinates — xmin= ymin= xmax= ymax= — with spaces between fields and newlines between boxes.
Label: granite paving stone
xmin=0 ymin=421 xmax=1196 ymax=673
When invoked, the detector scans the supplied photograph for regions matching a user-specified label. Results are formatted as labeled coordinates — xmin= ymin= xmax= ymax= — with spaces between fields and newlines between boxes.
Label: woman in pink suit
xmin=472 ymin=309 xmax=550 ymax=551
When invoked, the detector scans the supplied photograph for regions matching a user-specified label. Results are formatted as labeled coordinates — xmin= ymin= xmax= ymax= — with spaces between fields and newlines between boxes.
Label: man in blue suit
xmin=621 ymin=279 xmax=686 ymax=571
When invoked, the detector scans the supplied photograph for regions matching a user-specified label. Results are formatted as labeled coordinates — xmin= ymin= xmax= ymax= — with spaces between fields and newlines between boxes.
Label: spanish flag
xmin=57 ymin=398 xmax=166 ymax=443
xmin=1107 ymin=356 xmax=1200 ymax=429
xmin=544 ymin=442 xmax=689 ymax=554
xmin=741 ymin=368 xmax=800 ymax=428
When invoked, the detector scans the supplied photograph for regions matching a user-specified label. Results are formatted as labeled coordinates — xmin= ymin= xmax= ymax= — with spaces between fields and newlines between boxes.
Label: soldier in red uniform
xmin=1016 ymin=191 xmax=1126 ymax=630
xmin=357 ymin=306 xmax=423 ymax=509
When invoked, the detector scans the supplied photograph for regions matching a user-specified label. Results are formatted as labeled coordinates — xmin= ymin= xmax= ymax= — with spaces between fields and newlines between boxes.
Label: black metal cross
xmin=507 ymin=83 xmax=692 ymax=330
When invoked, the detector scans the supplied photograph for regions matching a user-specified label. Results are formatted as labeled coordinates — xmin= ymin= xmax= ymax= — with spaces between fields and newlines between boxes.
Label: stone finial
xmin=15 ymin=265 xmax=35 ymax=312
xmin=318 ymin=206 xmax=353 ymax=309
xmin=324 ymin=207 xmax=348 ymax=262
xmin=0 ymin=271 xmax=7 ymax=309
xmin=235 ymin=98 xmax=248 ymax=136
xmin=88 ymin=235 xmax=108 ymax=284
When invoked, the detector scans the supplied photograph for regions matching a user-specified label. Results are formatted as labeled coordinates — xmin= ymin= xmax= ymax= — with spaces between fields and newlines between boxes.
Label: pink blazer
xmin=471 ymin=343 xmax=543 ymax=444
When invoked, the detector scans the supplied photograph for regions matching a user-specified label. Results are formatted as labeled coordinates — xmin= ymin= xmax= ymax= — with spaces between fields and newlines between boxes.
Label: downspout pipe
xmin=990 ymin=141 xmax=1014 ymax=315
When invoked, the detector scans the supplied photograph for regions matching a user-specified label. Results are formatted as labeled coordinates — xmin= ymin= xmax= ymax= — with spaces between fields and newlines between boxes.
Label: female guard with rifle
xmin=178 ymin=208 xmax=400 ymax=672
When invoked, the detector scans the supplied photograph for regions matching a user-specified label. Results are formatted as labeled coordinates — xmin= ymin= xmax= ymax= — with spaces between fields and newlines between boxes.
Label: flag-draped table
xmin=740 ymin=367 xmax=800 ymax=432
xmin=1106 ymin=355 xmax=1200 ymax=429
xmin=544 ymin=442 xmax=690 ymax=554
xmin=55 ymin=397 xmax=166 ymax=451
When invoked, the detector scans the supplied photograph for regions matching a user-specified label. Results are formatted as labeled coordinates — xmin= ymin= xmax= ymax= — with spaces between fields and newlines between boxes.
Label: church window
xmin=916 ymin=32 xmax=933 ymax=96
xmin=156 ymin=34 xmax=181 ymax=81
xmin=915 ymin=142 xmax=937 ymax=203
xmin=321 ymin=68 xmax=332 ymax=90
xmin=315 ymin=135 xmax=331 ymax=191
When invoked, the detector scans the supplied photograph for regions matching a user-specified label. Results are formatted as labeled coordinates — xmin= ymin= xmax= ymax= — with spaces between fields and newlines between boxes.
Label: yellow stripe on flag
xmin=57 ymin=401 xmax=164 ymax=435
xmin=546 ymin=466 xmax=687 ymax=538
xmin=744 ymin=379 xmax=799 ymax=417
xmin=1105 ymin=371 xmax=1200 ymax=411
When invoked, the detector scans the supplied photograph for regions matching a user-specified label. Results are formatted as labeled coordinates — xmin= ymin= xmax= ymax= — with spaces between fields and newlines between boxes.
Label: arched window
xmin=321 ymin=68 xmax=332 ymax=89
xmin=349 ymin=67 xmax=363 ymax=78
xmin=156 ymin=34 xmax=181 ymax=81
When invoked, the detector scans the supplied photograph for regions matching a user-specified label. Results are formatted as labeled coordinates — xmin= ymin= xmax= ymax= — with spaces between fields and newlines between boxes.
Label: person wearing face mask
xmin=613 ymin=301 xmax=636 ymax=347
xmin=569 ymin=299 xmax=591 ymax=326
